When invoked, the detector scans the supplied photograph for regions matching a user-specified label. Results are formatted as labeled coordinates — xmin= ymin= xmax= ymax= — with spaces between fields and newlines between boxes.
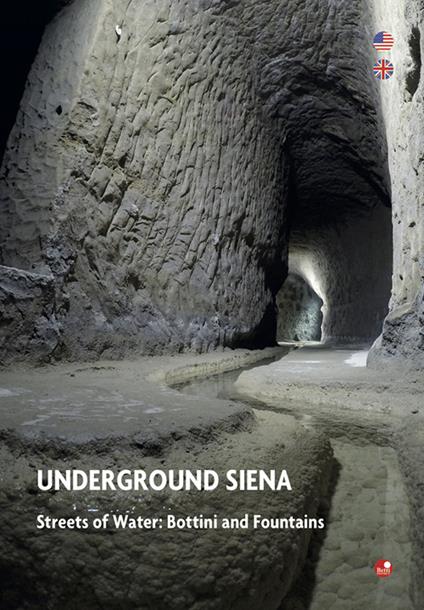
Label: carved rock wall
xmin=277 ymin=273 xmax=323 ymax=342
xmin=0 ymin=0 xmax=395 ymax=363
xmin=368 ymin=0 xmax=424 ymax=369
xmin=0 ymin=0 xmax=288 ymax=361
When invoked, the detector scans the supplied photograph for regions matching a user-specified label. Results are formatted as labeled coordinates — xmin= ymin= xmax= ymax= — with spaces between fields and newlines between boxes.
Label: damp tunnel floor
xmin=0 ymin=346 xmax=423 ymax=608
xmin=175 ymin=344 xmax=419 ymax=609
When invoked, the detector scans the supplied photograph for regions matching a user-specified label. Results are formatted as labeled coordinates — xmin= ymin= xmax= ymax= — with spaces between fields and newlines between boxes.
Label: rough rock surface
xmin=368 ymin=0 xmax=424 ymax=369
xmin=277 ymin=273 xmax=323 ymax=342
xmin=0 ymin=266 xmax=61 ymax=364
xmin=0 ymin=0 xmax=287 ymax=361
xmin=0 ymin=416 xmax=333 ymax=610
xmin=283 ymin=440 xmax=412 ymax=610
xmin=0 ymin=0 xmax=393 ymax=363
xmin=395 ymin=417 xmax=424 ymax=609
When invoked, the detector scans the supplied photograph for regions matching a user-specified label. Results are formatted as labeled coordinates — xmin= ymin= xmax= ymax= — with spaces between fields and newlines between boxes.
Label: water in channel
xmin=173 ymin=360 xmax=413 ymax=610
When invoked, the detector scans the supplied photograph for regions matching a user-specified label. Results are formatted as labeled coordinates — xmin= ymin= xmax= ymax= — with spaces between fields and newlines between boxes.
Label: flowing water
xmin=174 ymin=363 xmax=413 ymax=610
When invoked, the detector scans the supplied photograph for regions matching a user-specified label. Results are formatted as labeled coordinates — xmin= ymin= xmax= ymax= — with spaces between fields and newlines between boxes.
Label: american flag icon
xmin=373 ymin=31 xmax=394 ymax=51
xmin=373 ymin=59 xmax=394 ymax=80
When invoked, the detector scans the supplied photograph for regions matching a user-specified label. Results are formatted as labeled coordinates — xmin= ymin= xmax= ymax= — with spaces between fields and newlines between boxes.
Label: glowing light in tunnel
xmin=287 ymin=250 xmax=328 ymax=341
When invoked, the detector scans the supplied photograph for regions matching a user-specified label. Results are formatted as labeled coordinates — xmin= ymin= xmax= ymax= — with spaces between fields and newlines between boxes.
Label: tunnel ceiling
xmin=1 ymin=0 xmax=392 ymax=220
xmin=251 ymin=0 xmax=391 ymax=229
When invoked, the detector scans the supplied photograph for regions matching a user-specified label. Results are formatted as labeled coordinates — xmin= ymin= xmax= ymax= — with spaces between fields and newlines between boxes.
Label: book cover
xmin=0 ymin=1 xmax=422 ymax=609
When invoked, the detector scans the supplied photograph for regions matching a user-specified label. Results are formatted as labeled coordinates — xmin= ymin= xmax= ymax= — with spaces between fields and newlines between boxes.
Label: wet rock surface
xmin=283 ymin=442 xmax=412 ymax=610
xmin=234 ymin=345 xmax=424 ymax=608
xmin=0 ymin=349 xmax=281 ymax=445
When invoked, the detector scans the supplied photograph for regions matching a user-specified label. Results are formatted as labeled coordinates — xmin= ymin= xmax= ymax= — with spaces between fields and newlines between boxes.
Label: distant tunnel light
xmin=276 ymin=272 xmax=323 ymax=342
xmin=286 ymin=251 xmax=327 ymax=341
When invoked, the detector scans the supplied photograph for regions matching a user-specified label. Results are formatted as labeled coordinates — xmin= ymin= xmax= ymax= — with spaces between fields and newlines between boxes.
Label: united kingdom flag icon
xmin=373 ymin=59 xmax=394 ymax=80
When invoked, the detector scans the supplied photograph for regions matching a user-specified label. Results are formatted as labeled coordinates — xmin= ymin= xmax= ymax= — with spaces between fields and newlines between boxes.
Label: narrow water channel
xmin=174 ymin=361 xmax=413 ymax=610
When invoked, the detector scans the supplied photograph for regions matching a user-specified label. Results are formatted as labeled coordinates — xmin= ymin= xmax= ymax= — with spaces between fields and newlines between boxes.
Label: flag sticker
xmin=373 ymin=31 xmax=395 ymax=51
xmin=373 ymin=59 xmax=394 ymax=80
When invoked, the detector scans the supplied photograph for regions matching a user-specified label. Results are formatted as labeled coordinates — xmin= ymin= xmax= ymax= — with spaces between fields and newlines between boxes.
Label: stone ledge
xmin=0 ymin=409 xmax=334 ymax=610
xmin=0 ymin=348 xmax=282 ymax=452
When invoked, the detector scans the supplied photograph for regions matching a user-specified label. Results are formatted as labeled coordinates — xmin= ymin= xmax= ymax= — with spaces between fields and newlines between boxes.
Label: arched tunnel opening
xmin=242 ymin=0 xmax=393 ymax=352
xmin=275 ymin=191 xmax=393 ymax=347
xmin=272 ymin=94 xmax=393 ymax=348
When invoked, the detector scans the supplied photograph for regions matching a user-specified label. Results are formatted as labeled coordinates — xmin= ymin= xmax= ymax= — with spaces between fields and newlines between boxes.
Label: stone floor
xmin=0 ymin=348 xmax=283 ymax=446
xmin=0 ymin=346 xmax=334 ymax=610
xmin=235 ymin=344 xmax=423 ymax=425
xmin=233 ymin=343 xmax=423 ymax=609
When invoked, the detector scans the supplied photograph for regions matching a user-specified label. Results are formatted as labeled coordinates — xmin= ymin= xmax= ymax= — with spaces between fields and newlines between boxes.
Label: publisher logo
xmin=374 ymin=559 xmax=393 ymax=577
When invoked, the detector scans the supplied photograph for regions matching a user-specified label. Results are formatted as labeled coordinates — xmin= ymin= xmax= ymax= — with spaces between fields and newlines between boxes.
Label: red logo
xmin=374 ymin=559 xmax=393 ymax=577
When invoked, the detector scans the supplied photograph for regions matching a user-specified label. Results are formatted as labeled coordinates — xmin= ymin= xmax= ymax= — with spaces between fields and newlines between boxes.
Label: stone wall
xmin=277 ymin=273 xmax=323 ymax=342
xmin=0 ymin=0 xmax=397 ymax=363
xmin=368 ymin=0 xmax=424 ymax=369
xmin=0 ymin=0 xmax=288 ymax=362
xmin=0 ymin=266 xmax=60 ymax=361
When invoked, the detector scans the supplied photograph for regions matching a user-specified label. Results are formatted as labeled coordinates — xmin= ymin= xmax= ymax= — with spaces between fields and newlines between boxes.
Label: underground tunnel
xmin=0 ymin=1 xmax=423 ymax=609
xmin=0 ymin=0 xmax=395 ymax=361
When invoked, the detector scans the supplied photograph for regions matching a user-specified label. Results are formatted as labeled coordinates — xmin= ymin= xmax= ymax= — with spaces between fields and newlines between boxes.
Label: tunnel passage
xmin=255 ymin=0 xmax=394 ymax=346
xmin=0 ymin=0 xmax=394 ymax=362
xmin=285 ymin=200 xmax=393 ymax=345
xmin=277 ymin=273 xmax=323 ymax=342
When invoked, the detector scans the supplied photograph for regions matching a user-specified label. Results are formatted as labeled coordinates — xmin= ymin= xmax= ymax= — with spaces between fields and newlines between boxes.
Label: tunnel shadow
xmin=0 ymin=2 xmax=62 ymax=164
xmin=279 ymin=457 xmax=342 ymax=610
